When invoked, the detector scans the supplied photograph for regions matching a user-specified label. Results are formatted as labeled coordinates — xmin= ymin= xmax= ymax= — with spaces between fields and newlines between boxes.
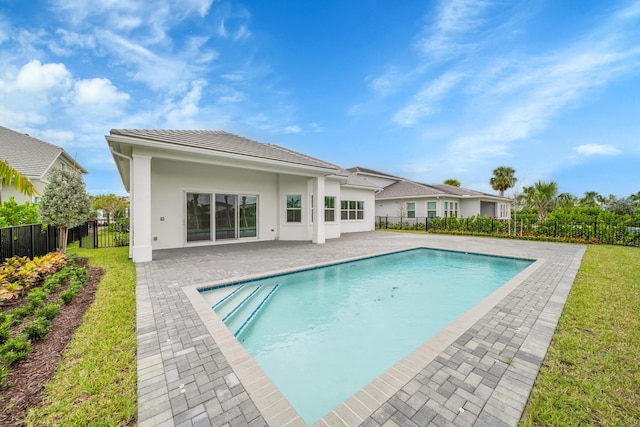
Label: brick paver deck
xmin=136 ymin=232 xmax=585 ymax=426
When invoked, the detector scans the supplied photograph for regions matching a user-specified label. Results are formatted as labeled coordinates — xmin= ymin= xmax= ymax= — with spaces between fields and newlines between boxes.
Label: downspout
xmin=109 ymin=147 xmax=134 ymax=259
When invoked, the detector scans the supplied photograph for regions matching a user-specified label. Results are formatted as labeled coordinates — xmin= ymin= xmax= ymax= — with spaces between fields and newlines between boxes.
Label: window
xmin=324 ymin=196 xmax=335 ymax=222
xmin=444 ymin=201 xmax=458 ymax=218
xmin=286 ymin=195 xmax=302 ymax=223
xmin=427 ymin=201 xmax=437 ymax=218
xmin=499 ymin=203 xmax=509 ymax=218
xmin=341 ymin=200 xmax=364 ymax=221
xmin=407 ymin=202 xmax=416 ymax=218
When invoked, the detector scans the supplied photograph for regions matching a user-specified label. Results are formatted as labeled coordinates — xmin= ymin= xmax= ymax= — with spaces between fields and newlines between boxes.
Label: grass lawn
xmin=25 ymin=246 xmax=136 ymax=426
xmin=520 ymin=245 xmax=640 ymax=425
xmin=15 ymin=239 xmax=639 ymax=425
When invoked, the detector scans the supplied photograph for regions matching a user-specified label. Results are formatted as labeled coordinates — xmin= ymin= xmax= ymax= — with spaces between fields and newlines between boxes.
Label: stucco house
xmin=0 ymin=125 xmax=87 ymax=204
xmin=348 ymin=167 xmax=512 ymax=221
xmin=106 ymin=130 xmax=380 ymax=262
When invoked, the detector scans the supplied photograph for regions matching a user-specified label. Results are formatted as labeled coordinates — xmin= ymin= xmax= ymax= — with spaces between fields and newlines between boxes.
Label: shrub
xmin=36 ymin=302 xmax=61 ymax=321
xmin=0 ymin=337 xmax=30 ymax=366
xmin=0 ymin=362 xmax=8 ymax=388
xmin=60 ymin=289 xmax=76 ymax=305
xmin=23 ymin=317 xmax=51 ymax=341
xmin=0 ymin=322 xmax=9 ymax=344
xmin=27 ymin=287 xmax=49 ymax=309
xmin=9 ymin=306 xmax=31 ymax=323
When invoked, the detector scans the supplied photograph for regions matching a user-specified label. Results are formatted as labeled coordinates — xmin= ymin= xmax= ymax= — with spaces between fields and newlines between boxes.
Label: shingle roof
xmin=0 ymin=125 xmax=86 ymax=177
xmin=109 ymin=129 xmax=340 ymax=170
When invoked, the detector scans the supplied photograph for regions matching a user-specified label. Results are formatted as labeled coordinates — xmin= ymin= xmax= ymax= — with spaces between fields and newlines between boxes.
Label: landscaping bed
xmin=0 ymin=254 xmax=103 ymax=426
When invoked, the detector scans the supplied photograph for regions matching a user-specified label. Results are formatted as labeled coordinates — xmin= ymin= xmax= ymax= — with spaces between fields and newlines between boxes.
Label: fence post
xmin=10 ymin=226 xmax=15 ymax=258
xmin=30 ymin=225 xmax=35 ymax=259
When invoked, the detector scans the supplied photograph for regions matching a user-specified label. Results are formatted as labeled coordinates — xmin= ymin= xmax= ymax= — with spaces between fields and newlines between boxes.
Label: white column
xmin=131 ymin=154 xmax=153 ymax=262
xmin=312 ymin=176 xmax=326 ymax=244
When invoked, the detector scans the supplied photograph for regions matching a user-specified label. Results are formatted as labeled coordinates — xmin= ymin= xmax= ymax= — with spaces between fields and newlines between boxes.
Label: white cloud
xmin=164 ymin=79 xmax=208 ymax=126
xmin=283 ymin=125 xmax=301 ymax=134
xmin=72 ymin=77 xmax=129 ymax=106
xmin=416 ymin=0 xmax=492 ymax=58
xmin=574 ymin=144 xmax=621 ymax=156
xmin=310 ymin=122 xmax=324 ymax=133
xmin=393 ymin=72 xmax=463 ymax=126
xmin=14 ymin=60 xmax=72 ymax=93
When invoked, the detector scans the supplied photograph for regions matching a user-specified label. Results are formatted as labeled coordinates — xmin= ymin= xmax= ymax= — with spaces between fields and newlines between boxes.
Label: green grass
xmin=520 ymin=245 xmax=640 ymax=426
xmin=25 ymin=246 xmax=136 ymax=426
xmin=15 ymin=237 xmax=640 ymax=426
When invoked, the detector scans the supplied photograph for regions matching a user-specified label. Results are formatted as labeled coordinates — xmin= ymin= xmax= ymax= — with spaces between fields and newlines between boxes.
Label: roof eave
xmin=106 ymin=134 xmax=339 ymax=176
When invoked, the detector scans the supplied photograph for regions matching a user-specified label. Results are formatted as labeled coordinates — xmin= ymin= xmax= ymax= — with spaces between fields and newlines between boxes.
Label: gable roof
xmin=109 ymin=129 xmax=339 ymax=170
xmin=347 ymin=166 xmax=403 ymax=180
xmin=349 ymin=166 xmax=508 ymax=200
xmin=0 ymin=125 xmax=87 ymax=177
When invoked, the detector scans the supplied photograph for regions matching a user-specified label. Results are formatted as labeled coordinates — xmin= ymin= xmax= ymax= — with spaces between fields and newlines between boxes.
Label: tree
xmin=444 ymin=179 xmax=461 ymax=187
xmin=604 ymin=196 xmax=635 ymax=216
xmin=524 ymin=180 xmax=558 ymax=221
xmin=490 ymin=166 xmax=517 ymax=197
xmin=39 ymin=169 xmax=91 ymax=253
xmin=579 ymin=191 xmax=602 ymax=208
xmin=556 ymin=192 xmax=578 ymax=209
xmin=0 ymin=159 xmax=38 ymax=204
xmin=92 ymin=193 xmax=129 ymax=224
xmin=0 ymin=197 xmax=40 ymax=226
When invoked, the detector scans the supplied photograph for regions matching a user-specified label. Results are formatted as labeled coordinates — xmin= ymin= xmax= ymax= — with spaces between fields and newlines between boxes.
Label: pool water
xmin=201 ymin=248 xmax=532 ymax=424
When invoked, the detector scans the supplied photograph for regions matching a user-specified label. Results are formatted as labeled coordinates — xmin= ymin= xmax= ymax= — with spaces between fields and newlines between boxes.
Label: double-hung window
xmin=427 ymin=201 xmax=437 ymax=218
xmin=407 ymin=202 xmax=416 ymax=218
xmin=286 ymin=195 xmax=302 ymax=223
xmin=324 ymin=196 xmax=336 ymax=222
xmin=341 ymin=200 xmax=364 ymax=221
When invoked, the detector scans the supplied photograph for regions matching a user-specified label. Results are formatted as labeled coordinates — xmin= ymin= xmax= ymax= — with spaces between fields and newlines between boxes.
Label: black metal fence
xmin=0 ymin=218 xmax=130 ymax=260
xmin=80 ymin=219 xmax=130 ymax=249
xmin=376 ymin=216 xmax=640 ymax=247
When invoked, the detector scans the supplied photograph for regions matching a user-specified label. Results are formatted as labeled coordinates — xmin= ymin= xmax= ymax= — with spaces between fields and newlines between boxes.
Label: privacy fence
xmin=0 ymin=219 xmax=130 ymax=260
xmin=376 ymin=216 xmax=640 ymax=247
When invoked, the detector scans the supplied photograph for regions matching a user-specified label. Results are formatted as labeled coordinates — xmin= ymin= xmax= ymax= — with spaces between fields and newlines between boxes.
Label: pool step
xmin=221 ymin=285 xmax=264 ymax=322
xmin=234 ymin=284 xmax=281 ymax=337
xmin=212 ymin=283 xmax=281 ymax=338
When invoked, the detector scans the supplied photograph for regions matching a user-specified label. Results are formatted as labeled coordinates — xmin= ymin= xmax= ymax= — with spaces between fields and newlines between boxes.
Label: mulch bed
xmin=0 ymin=261 xmax=104 ymax=426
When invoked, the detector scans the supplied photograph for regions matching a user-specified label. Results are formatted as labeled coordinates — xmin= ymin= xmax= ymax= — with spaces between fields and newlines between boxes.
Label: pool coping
xmin=136 ymin=233 xmax=586 ymax=426
xmin=184 ymin=249 xmax=545 ymax=426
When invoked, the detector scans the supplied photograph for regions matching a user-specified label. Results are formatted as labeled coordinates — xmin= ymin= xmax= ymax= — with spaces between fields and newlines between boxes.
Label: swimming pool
xmin=200 ymin=248 xmax=532 ymax=424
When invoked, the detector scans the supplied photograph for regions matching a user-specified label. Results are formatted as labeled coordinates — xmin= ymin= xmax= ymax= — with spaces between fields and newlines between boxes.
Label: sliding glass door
xmin=239 ymin=195 xmax=257 ymax=238
xmin=187 ymin=192 xmax=257 ymax=242
xmin=215 ymin=194 xmax=236 ymax=240
xmin=186 ymin=193 xmax=211 ymax=242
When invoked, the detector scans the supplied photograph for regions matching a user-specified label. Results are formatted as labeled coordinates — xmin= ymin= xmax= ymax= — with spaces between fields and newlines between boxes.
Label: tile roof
xmin=376 ymin=180 xmax=443 ymax=198
xmin=0 ymin=125 xmax=86 ymax=177
xmin=347 ymin=166 xmax=403 ymax=180
xmin=109 ymin=129 xmax=340 ymax=170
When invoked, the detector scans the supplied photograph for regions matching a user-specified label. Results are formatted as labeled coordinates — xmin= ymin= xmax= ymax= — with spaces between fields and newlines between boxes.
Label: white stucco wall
xmin=150 ymin=158 xmax=281 ymax=249
xmin=339 ymin=186 xmax=376 ymax=233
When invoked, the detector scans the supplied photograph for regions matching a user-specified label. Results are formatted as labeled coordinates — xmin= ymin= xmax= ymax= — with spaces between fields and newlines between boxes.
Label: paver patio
xmin=135 ymin=232 xmax=585 ymax=426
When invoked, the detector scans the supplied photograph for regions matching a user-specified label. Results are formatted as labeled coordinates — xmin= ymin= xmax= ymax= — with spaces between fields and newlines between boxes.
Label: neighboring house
xmin=0 ymin=125 xmax=87 ymax=204
xmin=106 ymin=130 xmax=380 ymax=262
xmin=348 ymin=167 xmax=512 ymax=221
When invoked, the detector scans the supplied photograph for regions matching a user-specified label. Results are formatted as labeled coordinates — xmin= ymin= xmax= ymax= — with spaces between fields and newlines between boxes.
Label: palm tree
xmin=490 ymin=166 xmax=517 ymax=197
xmin=0 ymin=159 xmax=37 ymax=204
xmin=556 ymin=192 xmax=577 ymax=209
xmin=524 ymin=180 xmax=558 ymax=221
xmin=444 ymin=179 xmax=461 ymax=187
xmin=579 ymin=191 xmax=601 ymax=208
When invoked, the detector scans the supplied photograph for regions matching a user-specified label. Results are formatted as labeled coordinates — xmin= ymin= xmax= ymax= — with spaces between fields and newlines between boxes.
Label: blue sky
xmin=1 ymin=0 xmax=639 ymax=198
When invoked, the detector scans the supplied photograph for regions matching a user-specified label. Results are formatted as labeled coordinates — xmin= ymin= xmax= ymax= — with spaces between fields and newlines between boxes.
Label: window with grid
xmin=286 ymin=195 xmax=302 ymax=223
